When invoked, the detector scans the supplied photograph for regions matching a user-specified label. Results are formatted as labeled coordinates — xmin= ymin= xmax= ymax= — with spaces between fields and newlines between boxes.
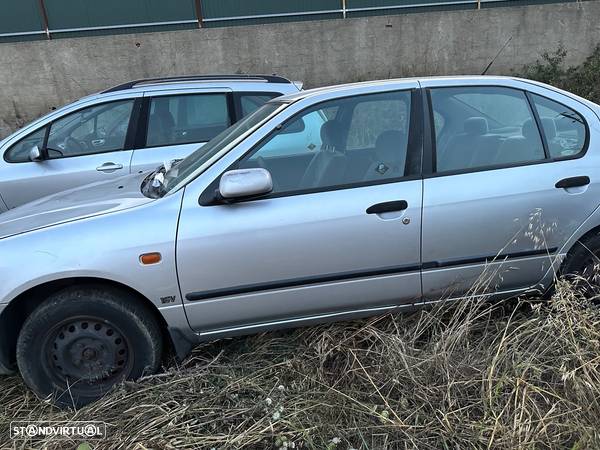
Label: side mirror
xmin=29 ymin=145 xmax=43 ymax=162
xmin=219 ymin=168 xmax=273 ymax=200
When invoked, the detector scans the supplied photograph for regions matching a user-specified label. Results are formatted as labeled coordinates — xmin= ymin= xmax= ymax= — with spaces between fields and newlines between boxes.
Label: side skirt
xmin=190 ymin=286 xmax=530 ymax=342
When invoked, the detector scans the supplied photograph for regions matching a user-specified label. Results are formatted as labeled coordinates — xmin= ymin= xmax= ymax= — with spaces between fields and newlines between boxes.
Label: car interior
xmin=433 ymin=91 xmax=586 ymax=172
xmin=146 ymin=95 xmax=231 ymax=147
xmin=46 ymin=100 xmax=134 ymax=158
xmin=240 ymin=95 xmax=412 ymax=193
xmin=239 ymin=89 xmax=587 ymax=193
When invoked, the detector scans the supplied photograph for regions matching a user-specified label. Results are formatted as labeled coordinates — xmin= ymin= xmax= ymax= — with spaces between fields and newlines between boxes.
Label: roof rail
xmin=102 ymin=74 xmax=292 ymax=93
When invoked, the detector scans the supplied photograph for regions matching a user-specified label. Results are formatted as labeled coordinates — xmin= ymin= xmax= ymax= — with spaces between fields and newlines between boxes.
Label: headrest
xmin=541 ymin=117 xmax=557 ymax=140
xmin=464 ymin=117 xmax=488 ymax=135
xmin=522 ymin=119 xmax=539 ymax=140
xmin=374 ymin=130 xmax=404 ymax=160
xmin=320 ymin=120 xmax=343 ymax=150
xmin=153 ymin=98 xmax=172 ymax=115
xmin=376 ymin=130 xmax=404 ymax=150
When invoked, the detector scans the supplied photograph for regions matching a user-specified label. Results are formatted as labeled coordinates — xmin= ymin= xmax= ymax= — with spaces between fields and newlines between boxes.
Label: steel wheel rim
xmin=43 ymin=316 xmax=133 ymax=396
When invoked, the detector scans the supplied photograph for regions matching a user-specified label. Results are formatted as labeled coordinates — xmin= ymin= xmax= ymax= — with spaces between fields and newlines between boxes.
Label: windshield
xmin=151 ymin=101 xmax=286 ymax=196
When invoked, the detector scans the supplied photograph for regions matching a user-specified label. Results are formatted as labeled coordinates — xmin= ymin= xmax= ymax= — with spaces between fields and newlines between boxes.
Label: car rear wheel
xmin=561 ymin=233 xmax=600 ymax=293
xmin=16 ymin=286 xmax=163 ymax=408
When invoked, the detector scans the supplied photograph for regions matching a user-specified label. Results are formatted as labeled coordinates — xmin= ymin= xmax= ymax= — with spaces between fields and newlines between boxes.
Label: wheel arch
xmin=0 ymin=276 xmax=184 ymax=373
xmin=559 ymin=222 xmax=600 ymax=271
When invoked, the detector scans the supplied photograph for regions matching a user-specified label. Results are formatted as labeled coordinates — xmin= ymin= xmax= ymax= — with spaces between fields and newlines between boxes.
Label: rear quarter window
xmin=530 ymin=93 xmax=587 ymax=158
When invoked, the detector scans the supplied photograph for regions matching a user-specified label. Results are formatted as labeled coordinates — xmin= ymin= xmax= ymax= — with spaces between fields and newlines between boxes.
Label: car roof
xmin=101 ymin=74 xmax=296 ymax=94
xmin=276 ymin=75 xmax=517 ymax=102
xmin=0 ymin=75 xmax=301 ymax=146
xmin=59 ymin=75 xmax=301 ymax=110
xmin=265 ymin=75 xmax=599 ymax=123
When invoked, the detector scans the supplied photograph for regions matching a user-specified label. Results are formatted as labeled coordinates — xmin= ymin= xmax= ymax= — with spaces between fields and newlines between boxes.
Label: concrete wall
xmin=0 ymin=1 xmax=599 ymax=138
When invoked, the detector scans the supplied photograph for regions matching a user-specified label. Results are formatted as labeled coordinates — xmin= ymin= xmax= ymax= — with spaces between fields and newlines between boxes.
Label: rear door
xmin=129 ymin=89 xmax=233 ymax=175
xmin=420 ymin=81 xmax=600 ymax=299
xmin=0 ymin=95 xmax=138 ymax=208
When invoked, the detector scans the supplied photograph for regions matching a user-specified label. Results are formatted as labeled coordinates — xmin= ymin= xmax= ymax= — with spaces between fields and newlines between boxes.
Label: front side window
xmin=4 ymin=126 xmax=47 ymax=163
xmin=46 ymin=100 xmax=134 ymax=159
xmin=6 ymin=100 xmax=134 ymax=162
xmin=346 ymin=98 xmax=409 ymax=150
xmin=431 ymin=87 xmax=544 ymax=172
xmin=146 ymin=94 xmax=230 ymax=147
xmin=160 ymin=102 xmax=285 ymax=195
xmin=530 ymin=94 xmax=587 ymax=158
xmin=237 ymin=90 xmax=413 ymax=195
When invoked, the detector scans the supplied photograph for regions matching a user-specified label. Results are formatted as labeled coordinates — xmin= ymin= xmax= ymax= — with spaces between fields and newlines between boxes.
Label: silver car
xmin=1 ymin=76 xmax=599 ymax=407
xmin=0 ymin=75 xmax=300 ymax=211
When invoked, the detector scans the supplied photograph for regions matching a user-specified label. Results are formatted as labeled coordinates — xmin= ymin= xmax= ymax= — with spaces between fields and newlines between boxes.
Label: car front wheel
xmin=16 ymin=286 xmax=163 ymax=408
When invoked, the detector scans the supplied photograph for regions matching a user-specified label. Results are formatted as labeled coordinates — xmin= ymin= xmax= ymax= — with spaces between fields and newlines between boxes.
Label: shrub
xmin=518 ymin=45 xmax=600 ymax=104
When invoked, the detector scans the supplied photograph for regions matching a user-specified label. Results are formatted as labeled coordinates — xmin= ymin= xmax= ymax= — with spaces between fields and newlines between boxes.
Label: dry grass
xmin=1 ymin=278 xmax=600 ymax=449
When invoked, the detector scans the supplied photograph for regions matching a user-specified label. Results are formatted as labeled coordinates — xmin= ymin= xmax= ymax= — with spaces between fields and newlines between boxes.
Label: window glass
xmin=246 ymin=107 xmax=336 ymax=160
xmin=240 ymin=93 xmax=278 ymax=116
xmin=45 ymin=100 xmax=134 ymax=159
xmin=433 ymin=111 xmax=445 ymax=137
xmin=347 ymin=99 xmax=409 ymax=150
xmin=163 ymin=102 xmax=284 ymax=193
xmin=238 ymin=90 xmax=412 ymax=195
xmin=4 ymin=126 xmax=47 ymax=163
xmin=146 ymin=94 xmax=230 ymax=147
xmin=430 ymin=87 xmax=544 ymax=172
xmin=530 ymin=93 xmax=587 ymax=158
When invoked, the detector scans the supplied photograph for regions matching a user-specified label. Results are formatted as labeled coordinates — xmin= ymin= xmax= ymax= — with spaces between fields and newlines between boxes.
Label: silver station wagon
xmin=1 ymin=76 xmax=599 ymax=407
xmin=0 ymin=75 xmax=300 ymax=211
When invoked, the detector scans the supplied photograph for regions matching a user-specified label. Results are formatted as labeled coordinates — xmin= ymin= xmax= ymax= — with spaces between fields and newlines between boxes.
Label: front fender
xmin=0 ymin=192 xmax=184 ymax=311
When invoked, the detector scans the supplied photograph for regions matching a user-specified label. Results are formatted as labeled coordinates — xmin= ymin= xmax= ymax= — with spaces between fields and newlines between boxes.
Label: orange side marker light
xmin=140 ymin=252 xmax=162 ymax=265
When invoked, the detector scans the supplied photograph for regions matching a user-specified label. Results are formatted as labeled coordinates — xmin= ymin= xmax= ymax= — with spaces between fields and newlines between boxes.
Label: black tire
xmin=561 ymin=233 xmax=600 ymax=296
xmin=16 ymin=286 xmax=163 ymax=408
xmin=562 ymin=234 xmax=600 ymax=275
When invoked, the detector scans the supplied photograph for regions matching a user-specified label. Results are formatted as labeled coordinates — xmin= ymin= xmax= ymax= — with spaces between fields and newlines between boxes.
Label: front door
xmin=0 ymin=98 xmax=136 ymax=208
xmin=177 ymin=87 xmax=424 ymax=332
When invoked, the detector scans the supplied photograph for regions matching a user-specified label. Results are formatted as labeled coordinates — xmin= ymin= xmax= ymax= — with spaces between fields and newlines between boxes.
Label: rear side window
xmin=239 ymin=93 xmax=278 ymax=117
xmin=430 ymin=87 xmax=544 ymax=172
xmin=146 ymin=94 xmax=230 ymax=147
xmin=530 ymin=94 xmax=587 ymax=158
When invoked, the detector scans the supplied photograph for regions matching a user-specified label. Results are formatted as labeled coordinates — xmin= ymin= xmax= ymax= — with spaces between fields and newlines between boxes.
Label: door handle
xmin=366 ymin=200 xmax=408 ymax=214
xmin=555 ymin=176 xmax=590 ymax=189
xmin=96 ymin=162 xmax=123 ymax=173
